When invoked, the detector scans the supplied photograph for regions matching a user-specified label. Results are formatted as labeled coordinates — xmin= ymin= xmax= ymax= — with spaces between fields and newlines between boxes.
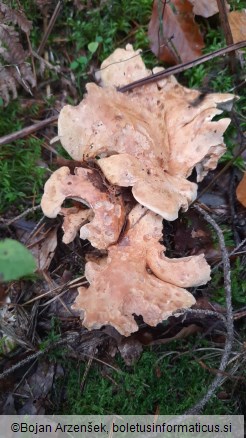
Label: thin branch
xmin=37 ymin=1 xmax=62 ymax=56
xmin=0 ymin=115 xmax=58 ymax=146
xmin=216 ymin=0 xmax=236 ymax=74
xmin=212 ymin=237 xmax=246 ymax=271
xmin=1 ymin=42 xmax=245 ymax=147
xmin=118 ymin=41 xmax=246 ymax=93
xmin=0 ymin=205 xmax=41 ymax=226
xmin=185 ymin=204 xmax=234 ymax=414
xmin=173 ymin=308 xmax=227 ymax=324
xmin=157 ymin=0 xmax=181 ymax=64
xmin=32 ymin=50 xmax=61 ymax=73
xmin=0 ymin=332 xmax=80 ymax=381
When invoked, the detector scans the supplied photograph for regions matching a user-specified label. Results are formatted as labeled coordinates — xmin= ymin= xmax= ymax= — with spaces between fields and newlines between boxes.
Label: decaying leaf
xmin=236 ymin=173 xmax=246 ymax=207
xmin=0 ymin=284 xmax=16 ymax=356
xmin=73 ymin=206 xmax=210 ymax=336
xmin=0 ymin=3 xmax=35 ymax=105
xmin=28 ymin=227 xmax=58 ymax=271
xmin=58 ymin=45 xmax=233 ymax=220
xmin=150 ymin=324 xmax=202 ymax=345
xmin=118 ymin=337 xmax=143 ymax=365
xmin=41 ymin=166 xmax=125 ymax=249
xmin=17 ymin=361 xmax=61 ymax=414
xmin=148 ymin=0 xmax=205 ymax=64
xmin=228 ymin=10 xmax=246 ymax=43
xmin=189 ymin=0 xmax=229 ymax=17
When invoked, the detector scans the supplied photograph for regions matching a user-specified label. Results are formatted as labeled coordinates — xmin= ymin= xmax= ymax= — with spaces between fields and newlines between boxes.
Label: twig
xmin=32 ymin=50 xmax=61 ymax=74
xmin=157 ymin=0 xmax=181 ymax=64
xmin=0 ymin=332 xmax=80 ymax=381
xmin=212 ymin=237 xmax=246 ymax=271
xmin=216 ymin=0 xmax=237 ymax=74
xmin=80 ymin=354 xmax=94 ymax=391
xmin=27 ymin=34 xmax=37 ymax=85
xmin=118 ymin=41 xmax=246 ymax=93
xmin=1 ymin=42 xmax=245 ymax=148
xmin=13 ymin=358 xmax=38 ymax=393
xmin=37 ymin=1 xmax=62 ymax=56
xmin=0 ymin=205 xmax=41 ymax=226
xmin=15 ymin=0 xmax=37 ymax=84
xmin=173 ymin=308 xmax=227 ymax=324
xmin=185 ymin=204 xmax=234 ymax=414
xmin=0 ymin=115 xmax=58 ymax=146
xmin=25 ymin=215 xmax=45 ymax=244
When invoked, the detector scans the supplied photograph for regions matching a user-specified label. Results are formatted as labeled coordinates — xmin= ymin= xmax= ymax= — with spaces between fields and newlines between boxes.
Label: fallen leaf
xmin=148 ymin=0 xmax=205 ymax=64
xmin=17 ymin=361 xmax=59 ymax=414
xmin=228 ymin=10 xmax=246 ymax=43
xmin=150 ymin=324 xmax=202 ymax=345
xmin=0 ymin=239 xmax=36 ymax=282
xmin=155 ymin=366 xmax=162 ymax=378
xmin=236 ymin=173 xmax=246 ymax=207
xmin=217 ymin=391 xmax=231 ymax=400
xmin=118 ymin=338 xmax=143 ymax=365
xmin=27 ymin=227 xmax=58 ymax=271
xmin=2 ymin=394 xmax=16 ymax=415
xmin=189 ymin=0 xmax=229 ymax=17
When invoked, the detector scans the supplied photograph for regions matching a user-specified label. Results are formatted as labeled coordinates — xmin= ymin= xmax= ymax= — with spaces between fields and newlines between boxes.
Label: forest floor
xmin=0 ymin=0 xmax=246 ymax=416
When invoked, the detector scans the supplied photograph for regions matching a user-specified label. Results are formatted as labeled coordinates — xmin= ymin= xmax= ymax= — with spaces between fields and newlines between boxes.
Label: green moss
xmin=53 ymin=348 xmax=236 ymax=415
xmin=0 ymin=102 xmax=48 ymax=213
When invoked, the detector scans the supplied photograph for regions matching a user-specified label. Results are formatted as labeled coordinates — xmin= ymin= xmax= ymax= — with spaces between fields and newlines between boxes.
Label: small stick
xmin=216 ymin=0 xmax=237 ymax=74
xmin=185 ymin=204 xmax=234 ymax=414
xmin=118 ymin=41 xmax=246 ymax=93
xmin=0 ymin=115 xmax=58 ymax=146
xmin=37 ymin=1 xmax=62 ymax=56
xmin=1 ymin=42 xmax=245 ymax=148
xmin=0 ymin=205 xmax=41 ymax=226
xmin=174 ymin=308 xmax=227 ymax=324
xmin=213 ymin=237 xmax=246 ymax=271
xmin=0 ymin=332 xmax=80 ymax=381
xmin=80 ymin=354 xmax=94 ymax=391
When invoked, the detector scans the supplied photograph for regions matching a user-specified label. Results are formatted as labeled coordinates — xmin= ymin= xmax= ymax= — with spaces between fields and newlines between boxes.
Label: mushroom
xmin=41 ymin=45 xmax=233 ymax=336
xmin=60 ymin=207 xmax=92 ymax=244
xmin=58 ymin=84 xmax=197 ymax=220
xmin=95 ymin=43 xmax=151 ymax=88
xmin=58 ymin=46 xmax=234 ymax=220
xmin=41 ymin=166 xmax=125 ymax=249
xmin=73 ymin=205 xmax=210 ymax=336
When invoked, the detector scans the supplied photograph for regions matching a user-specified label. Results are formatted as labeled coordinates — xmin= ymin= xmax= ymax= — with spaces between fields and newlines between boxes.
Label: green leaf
xmin=77 ymin=56 xmax=88 ymax=65
xmin=88 ymin=41 xmax=99 ymax=54
xmin=70 ymin=60 xmax=79 ymax=70
xmin=0 ymin=239 xmax=36 ymax=282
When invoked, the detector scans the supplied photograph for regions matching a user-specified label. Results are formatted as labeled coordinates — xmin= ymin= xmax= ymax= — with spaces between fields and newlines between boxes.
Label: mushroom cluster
xmin=41 ymin=45 xmax=234 ymax=336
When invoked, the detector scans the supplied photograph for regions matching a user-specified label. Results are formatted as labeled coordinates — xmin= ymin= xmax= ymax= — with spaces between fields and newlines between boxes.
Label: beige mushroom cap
xmin=73 ymin=207 xmax=211 ymax=336
xmin=96 ymin=43 xmax=150 ymax=88
xmin=60 ymin=207 xmax=92 ymax=244
xmin=58 ymin=48 xmax=234 ymax=219
xmin=41 ymin=166 xmax=125 ymax=249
